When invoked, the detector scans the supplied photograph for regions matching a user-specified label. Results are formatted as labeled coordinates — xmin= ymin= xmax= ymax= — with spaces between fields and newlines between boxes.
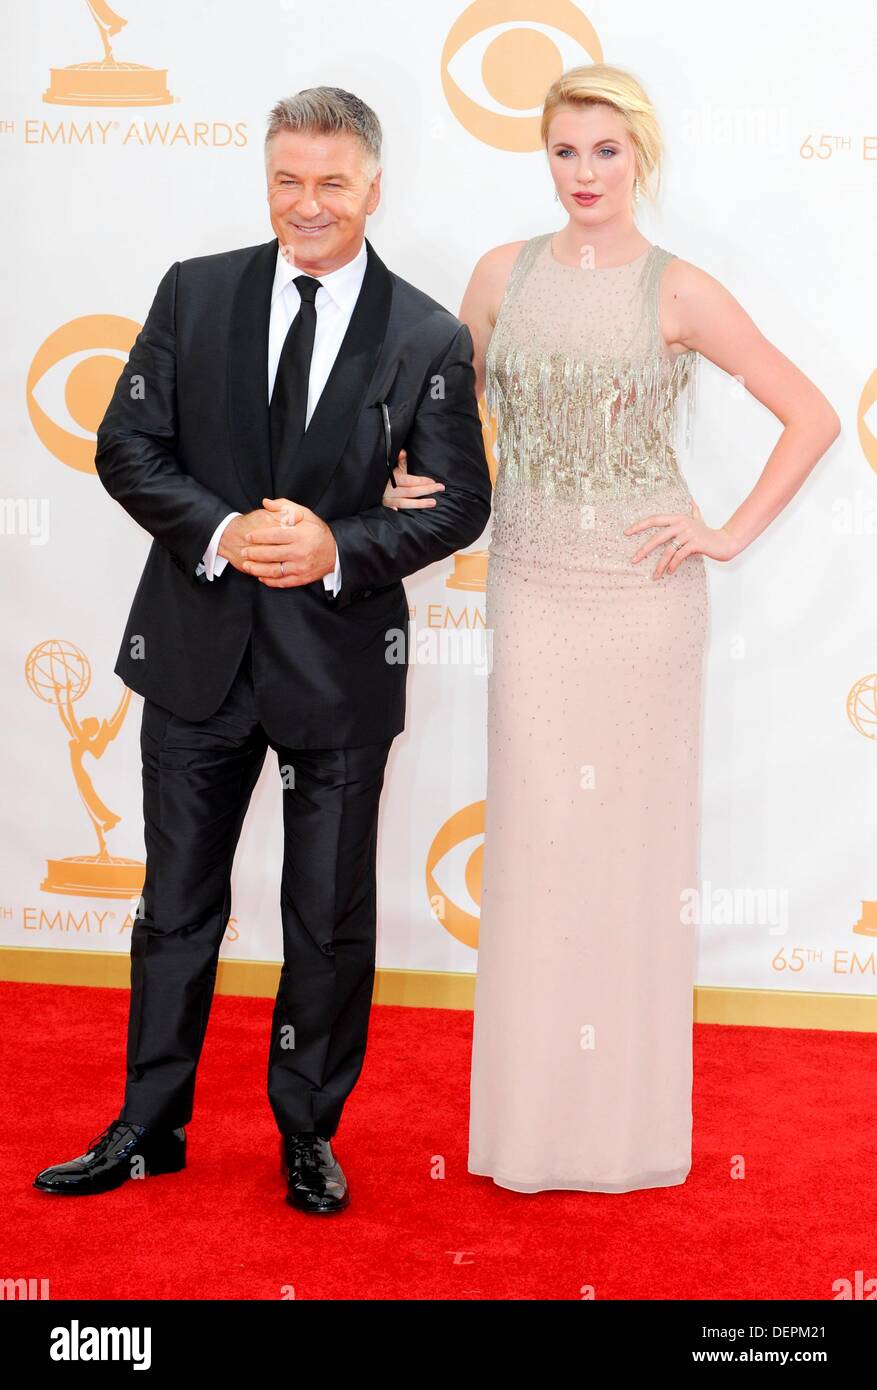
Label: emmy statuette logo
xmin=25 ymin=639 xmax=144 ymax=899
xmin=44 ymin=0 xmax=174 ymax=108
xmin=847 ymin=672 xmax=877 ymax=937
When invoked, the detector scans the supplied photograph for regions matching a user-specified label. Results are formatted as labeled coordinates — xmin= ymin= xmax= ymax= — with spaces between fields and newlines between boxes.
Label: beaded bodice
xmin=484 ymin=233 xmax=698 ymax=508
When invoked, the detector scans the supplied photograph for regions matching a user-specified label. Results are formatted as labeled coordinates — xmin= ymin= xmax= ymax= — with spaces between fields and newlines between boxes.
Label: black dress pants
xmin=118 ymin=636 xmax=393 ymax=1138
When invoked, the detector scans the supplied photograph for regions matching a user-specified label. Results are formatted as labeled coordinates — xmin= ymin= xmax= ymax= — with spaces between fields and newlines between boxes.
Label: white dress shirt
xmin=197 ymin=236 xmax=370 ymax=594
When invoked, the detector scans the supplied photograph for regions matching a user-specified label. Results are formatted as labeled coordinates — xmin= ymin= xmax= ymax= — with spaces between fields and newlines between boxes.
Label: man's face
xmin=266 ymin=129 xmax=381 ymax=274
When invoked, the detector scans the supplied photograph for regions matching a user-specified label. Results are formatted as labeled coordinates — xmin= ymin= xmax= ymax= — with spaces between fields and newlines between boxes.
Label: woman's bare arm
xmin=660 ymin=259 xmax=841 ymax=551
xmin=458 ymin=241 xmax=525 ymax=400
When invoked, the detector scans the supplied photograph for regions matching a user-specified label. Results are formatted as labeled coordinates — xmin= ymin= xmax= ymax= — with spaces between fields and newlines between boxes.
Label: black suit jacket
xmin=94 ymin=235 xmax=493 ymax=748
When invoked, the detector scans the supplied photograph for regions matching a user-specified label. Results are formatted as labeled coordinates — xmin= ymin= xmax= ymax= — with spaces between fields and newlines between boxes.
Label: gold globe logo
xmin=425 ymin=801 xmax=486 ymax=948
xmin=846 ymin=673 xmax=877 ymax=739
xmin=26 ymin=315 xmax=140 ymax=473
xmin=441 ymin=0 xmax=602 ymax=151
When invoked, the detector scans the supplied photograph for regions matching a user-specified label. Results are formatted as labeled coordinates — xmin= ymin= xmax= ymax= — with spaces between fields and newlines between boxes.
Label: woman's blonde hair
xmin=541 ymin=64 xmax=663 ymax=205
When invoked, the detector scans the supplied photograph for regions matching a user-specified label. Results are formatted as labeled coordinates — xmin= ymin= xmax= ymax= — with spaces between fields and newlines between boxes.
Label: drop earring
xmin=633 ymin=177 xmax=641 ymax=203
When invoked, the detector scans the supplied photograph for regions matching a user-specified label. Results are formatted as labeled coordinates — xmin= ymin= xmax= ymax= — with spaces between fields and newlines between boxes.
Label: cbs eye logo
xmin=441 ymin=0 xmax=603 ymax=152
xmin=859 ymin=369 xmax=877 ymax=473
xmin=26 ymin=315 xmax=140 ymax=473
xmin=426 ymin=801 xmax=486 ymax=948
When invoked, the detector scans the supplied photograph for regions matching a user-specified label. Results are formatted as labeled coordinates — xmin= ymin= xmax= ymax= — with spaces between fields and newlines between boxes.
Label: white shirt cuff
xmin=200 ymin=511 xmax=241 ymax=580
xmin=323 ymin=546 xmax=341 ymax=596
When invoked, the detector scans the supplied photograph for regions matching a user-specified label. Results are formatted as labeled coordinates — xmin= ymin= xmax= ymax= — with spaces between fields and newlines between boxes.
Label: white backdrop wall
xmin=2 ymin=0 xmax=875 ymax=999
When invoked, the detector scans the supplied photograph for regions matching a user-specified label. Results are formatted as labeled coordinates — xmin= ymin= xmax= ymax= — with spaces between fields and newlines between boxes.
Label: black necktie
xmin=269 ymin=273 xmax=322 ymax=493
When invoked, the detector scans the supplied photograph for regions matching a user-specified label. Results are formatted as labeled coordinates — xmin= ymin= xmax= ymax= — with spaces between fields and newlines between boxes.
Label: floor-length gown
xmin=468 ymin=233 xmax=710 ymax=1193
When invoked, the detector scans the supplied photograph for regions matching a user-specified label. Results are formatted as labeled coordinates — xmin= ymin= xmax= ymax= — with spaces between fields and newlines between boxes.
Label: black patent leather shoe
xmin=280 ymin=1132 xmax=349 ymax=1214
xmin=33 ymin=1118 xmax=186 ymax=1195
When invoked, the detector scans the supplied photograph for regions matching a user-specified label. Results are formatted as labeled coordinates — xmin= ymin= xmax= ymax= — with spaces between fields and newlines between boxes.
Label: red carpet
xmin=1 ymin=980 xmax=875 ymax=1300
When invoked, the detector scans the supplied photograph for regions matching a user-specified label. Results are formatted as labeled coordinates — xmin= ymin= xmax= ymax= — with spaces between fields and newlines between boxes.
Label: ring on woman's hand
xmin=670 ymin=538 xmax=684 ymax=550
xmin=279 ymin=560 xmax=285 ymax=575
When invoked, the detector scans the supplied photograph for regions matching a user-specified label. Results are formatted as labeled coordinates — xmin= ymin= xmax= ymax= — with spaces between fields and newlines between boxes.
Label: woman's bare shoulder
xmin=470 ymin=239 xmax=528 ymax=285
xmin=466 ymin=240 xmax=529 ymax=323
xmin=663 ymin=254 xmax=724 ymax=291
xmin=661 ymin=255 xmax=731 ymax=351
xmin=483 ymin=238 xmax=529 ymax=266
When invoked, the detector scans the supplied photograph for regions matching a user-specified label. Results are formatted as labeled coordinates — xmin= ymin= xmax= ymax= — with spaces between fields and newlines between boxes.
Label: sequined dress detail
xmin=468 ymin=233 xmax=710 ymax=1193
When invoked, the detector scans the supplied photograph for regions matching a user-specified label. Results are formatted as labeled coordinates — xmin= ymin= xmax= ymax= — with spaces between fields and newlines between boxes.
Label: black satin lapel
xmin=227 ymin=238 xmax=277 ymax=508
xmin=273 ymin=237 xmax=394 ymax=510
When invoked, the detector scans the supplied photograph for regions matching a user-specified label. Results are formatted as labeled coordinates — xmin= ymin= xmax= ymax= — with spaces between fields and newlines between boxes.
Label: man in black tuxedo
xmin=33 ymin=87 xmax=491 ymax=1213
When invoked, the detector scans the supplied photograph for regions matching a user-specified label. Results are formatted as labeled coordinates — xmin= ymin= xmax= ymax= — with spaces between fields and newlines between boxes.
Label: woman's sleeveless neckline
xmin=483 ymin=229 xmax=699 ymax=506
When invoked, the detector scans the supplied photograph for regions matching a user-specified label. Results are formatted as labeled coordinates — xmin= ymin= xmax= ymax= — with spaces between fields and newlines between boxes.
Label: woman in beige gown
xmin=469 ymin=225 xmax=707 ymax=1192
xmin=385 ymin=65 xmax=839 ymax=1193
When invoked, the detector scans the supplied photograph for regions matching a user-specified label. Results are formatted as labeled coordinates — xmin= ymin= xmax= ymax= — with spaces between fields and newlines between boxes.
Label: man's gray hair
xmin=265 ymin=87 xmax=382 ymax=173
